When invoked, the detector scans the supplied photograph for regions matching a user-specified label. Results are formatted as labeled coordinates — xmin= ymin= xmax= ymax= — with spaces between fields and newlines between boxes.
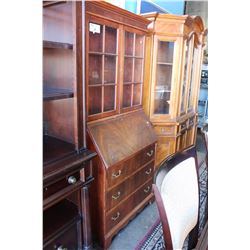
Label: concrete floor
xmin=95 ymin=130 xmax=206 ymax=250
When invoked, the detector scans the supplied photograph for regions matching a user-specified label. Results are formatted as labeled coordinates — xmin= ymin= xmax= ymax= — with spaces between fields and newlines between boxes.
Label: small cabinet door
xmin=86 ymin=16 xmax=119 ymax=121
xmin=151 ymin=37 xmax=177 ymax=119
xmin=122 ymin=28 xmax=145 ymax=112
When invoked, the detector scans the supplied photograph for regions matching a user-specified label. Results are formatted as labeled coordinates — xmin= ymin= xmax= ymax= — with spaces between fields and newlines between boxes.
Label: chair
xmin=153 ymin=146 xmax=200 ymax=250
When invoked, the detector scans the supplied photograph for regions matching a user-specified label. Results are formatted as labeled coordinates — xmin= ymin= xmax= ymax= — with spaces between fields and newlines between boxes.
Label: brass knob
xmin=111 ymin=212 xmax=120 ymax=221
xmin=112 ymin=170 xmax=121 ymax=179
xmin=68 ymin=176 xmax=76 ymax=184
xmin=112 ymin=191 xmax=121 ymax=200
xmin=147 ymin=150 xmax=154 ymax=157
xmin=57 ymin=245 xmax=67 ymax=250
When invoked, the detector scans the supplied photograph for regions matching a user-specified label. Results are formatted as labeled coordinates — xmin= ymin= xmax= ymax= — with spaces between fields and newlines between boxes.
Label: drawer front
xmin=135 ymin=144 xmax=155 ymax=167
xmin=154 ymin=125 xmax=175 ymax=136
xmin=106 ymin=144 xmax=155 ymax=188
xmin=43 ymin=172 xmax=80 ymax=199
xmin=178 ymin=121 xmax=187 ymax=132
xmin=43 ymin=220 xmax=80 ymax=250
xmin=106 ymin=161 xmax=154 ymax=210
xmin=105 ymin=179 xmax=153 ymax=232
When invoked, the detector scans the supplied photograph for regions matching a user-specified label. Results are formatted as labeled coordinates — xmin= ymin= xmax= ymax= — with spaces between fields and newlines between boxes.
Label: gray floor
xmin=98 ymin=130 xmax=206 ymax=250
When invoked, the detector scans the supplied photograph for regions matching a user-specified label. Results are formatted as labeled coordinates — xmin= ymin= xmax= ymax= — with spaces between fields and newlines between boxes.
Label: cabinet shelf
xmin=43 ymin=199 xmax=79 ymax=242
xmin=89 ymin=51 xmax=118 ymax=56
xmin=43 ymin=135 xmax=76 ymax=165
xmin=124 ymin=55 xmax=143 ymax=59
xmin=43 ymin=86 xmax=74 ymax=101
xmin=157 ymin=62 xmax=173 ymax=66
xmin=43 ymin=40 xmax=73 ymax=50
xmin=43 ymin=1 xmax=67 ymax=8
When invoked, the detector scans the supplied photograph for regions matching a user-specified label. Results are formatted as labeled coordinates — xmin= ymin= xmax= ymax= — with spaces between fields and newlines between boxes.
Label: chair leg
xmin=188 ymin=224 xmax=199 ymax=250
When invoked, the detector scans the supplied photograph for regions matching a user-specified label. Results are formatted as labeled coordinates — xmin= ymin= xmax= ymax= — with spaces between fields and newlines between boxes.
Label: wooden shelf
xmin=43 ymin=40 xmax=73 ymax=50
xmin=43 ymin=86 xmax=74 ymax=101
xmin=43 ymin=1 xmax=67 ymax=8
xmin=157 ymin=62 xmax=173 ymax=66
xmin=43 ymin=199 xmax=79 ymax=241
xmin=89 ymin=51 xmax=118 ymax=56
xmin=43 ymin=135 xmax=76 ymax=165
xmin=124 ymin=55 xmax=143 ymax=59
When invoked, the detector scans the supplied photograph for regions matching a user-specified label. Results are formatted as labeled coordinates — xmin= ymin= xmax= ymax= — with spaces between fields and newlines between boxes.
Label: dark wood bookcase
xmin=85 ymin=2 xmax=157 ymax=249
xmin=43 ymin=2 xmax=96 ymax=249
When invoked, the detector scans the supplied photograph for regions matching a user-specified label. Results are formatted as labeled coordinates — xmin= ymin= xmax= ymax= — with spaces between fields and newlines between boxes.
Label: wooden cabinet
xmin=143 ymin=13 xmax=207 ymax=168
xmin=85 ymin=1 xmax=150 ymax=122
xmin=43 ymin=2 xmax=96 ymax=249
xmin=85 ymin=4 xmax=157 ymax=249
xmin=87 ymin=110 xmax=156 ymax=249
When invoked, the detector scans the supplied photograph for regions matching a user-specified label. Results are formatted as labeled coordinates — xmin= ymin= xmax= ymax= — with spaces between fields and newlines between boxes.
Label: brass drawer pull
xmin=147 ymin=150 xmax=154 ymax=157
xmin=67 ymin=176 xmax=76 ymax=184
xmin=145 ymin=168 xmax=152 ymax=175
xmin=111 ymin=212 xmax=120 ymax=221
xmin=144 ymin=186 xmax=150 ymax=193
xmin=112 ymin=170 xmax=122 ymax=178
xmin=57 ymin=245 xmax=68 ymax=250
xmin=112 ymin=191 xmax=121 ymax=200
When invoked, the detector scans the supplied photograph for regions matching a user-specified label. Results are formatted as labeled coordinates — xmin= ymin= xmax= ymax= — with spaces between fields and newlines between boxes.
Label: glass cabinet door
xmin=153 ymin=40 xmax=174 ymax=115
xmin=187 ymin=41 xmax=198 ymax=111
xmin=180 ymin=39 xmax=191 ymax=114
xmin=122 ymin=31 xmax=145 ymax=109
xmin=88 ymin=21 xmax=118 ymax=117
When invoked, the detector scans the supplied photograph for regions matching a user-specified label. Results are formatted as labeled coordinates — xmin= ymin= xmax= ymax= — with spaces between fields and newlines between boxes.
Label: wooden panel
xmin=87 ymin=110 xmax=157 ymax=167
xmin=85 ymin=1 xmax=150 ymax=31
xmin=105 ymin=178 xmax=153 ymax=232
xmin=154 ymin=125 xmax=175 ymax=136
xmin=155 ymin=136 xmax=175 ymax=168
xmin=44 ymin=220 xmax=79 ymax=250
xmin=43 ymin=99 xmax=74 ymax=143
xmin=106 ymin=161 xmax=154 ymax=210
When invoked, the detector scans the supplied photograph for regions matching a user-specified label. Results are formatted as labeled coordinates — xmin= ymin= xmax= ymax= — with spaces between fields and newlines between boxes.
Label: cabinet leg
xmin=81 ymin=186 xmax=92 ymax=250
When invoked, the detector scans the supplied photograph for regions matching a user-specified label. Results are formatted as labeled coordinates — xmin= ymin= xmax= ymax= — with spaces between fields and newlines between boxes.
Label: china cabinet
xmin=85 ymin=1 xmax=157 ymax=248
xmin=143 ymin=13 xmax=207 ymax=168
xmin=43 ymin=1 xmax=96 ymax=249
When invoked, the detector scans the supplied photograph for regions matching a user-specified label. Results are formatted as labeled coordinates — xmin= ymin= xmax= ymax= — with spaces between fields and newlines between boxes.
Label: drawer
xmin=106 ymin=161 xmax=154 ymax=210
xmin=105 ymin=179 xmax=153 ymax=232
xmin=106 ymin=144 xmax=155 ymax=188
xmin=43 ymin=171 xmax=80 ymax=199
xmin=154 ymin=125 xmax=175 ymax=136
xmin=44 ymin=220 xmax=80 ymax=250
xmin=135 ymin=144 xmax=155 ymax=167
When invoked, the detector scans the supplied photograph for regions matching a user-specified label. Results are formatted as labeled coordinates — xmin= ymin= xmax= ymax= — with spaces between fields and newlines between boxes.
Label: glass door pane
xmin=123 ymin=84 xmax=132 ymax=107
xmin=104 ymin=85 xmax=115 ymax=112
xmin=188 ymin=47 xmax=197 ymax=110
xmin=154 ymin=41 xmax=174 ymax=115
xmin=180 ymin=40 xmax=190 ymax=113
xmin=104 ymin=55 xmax=116 ymax=84
xmin=89 ymin=54 xmax=102 ymax=85
xmin=105 ymin=26 xmax=117 ymax=54
xmin=88 ymin=86 xmax=102 ymax=115
xmin=89 ymin=22 xmax=103 ymax=52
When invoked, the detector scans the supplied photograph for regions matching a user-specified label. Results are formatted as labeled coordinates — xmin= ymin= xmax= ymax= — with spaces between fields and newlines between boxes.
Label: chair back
xmin=153 ymin=146 xmax=199 ymax=250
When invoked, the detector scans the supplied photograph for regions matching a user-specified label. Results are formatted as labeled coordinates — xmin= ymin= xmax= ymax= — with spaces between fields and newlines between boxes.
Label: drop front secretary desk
xmin=43 ymin=1 xmax=97 ymax=250
xmin=143 ymin=13 xmax=207 ymax=168
xmin=85 ymin=1 xmax=157 ymax=248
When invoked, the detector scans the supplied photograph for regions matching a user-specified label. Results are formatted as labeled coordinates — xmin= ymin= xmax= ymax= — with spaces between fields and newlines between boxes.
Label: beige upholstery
xmin=160 ymin=157 xmax=199 ymax=249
